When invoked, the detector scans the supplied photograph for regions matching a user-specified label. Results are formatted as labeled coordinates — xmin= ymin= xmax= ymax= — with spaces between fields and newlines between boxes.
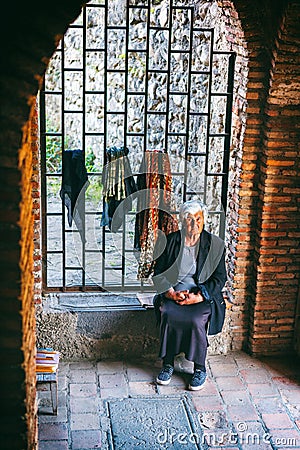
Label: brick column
xmin=249 ymin=2 xmax=300 ymax=354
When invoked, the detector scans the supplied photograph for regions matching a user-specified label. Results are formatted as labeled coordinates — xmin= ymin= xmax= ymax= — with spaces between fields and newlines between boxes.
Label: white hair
xmin=179 ymin=199 xmax=207 ymax=223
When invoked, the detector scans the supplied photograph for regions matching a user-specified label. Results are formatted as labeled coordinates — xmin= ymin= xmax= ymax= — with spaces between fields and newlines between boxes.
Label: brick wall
xmin=19 ymin=101 xmax=38 ymax=449
xmin=32 ymin=100 xmax=42 ymax=307
xmin=249 ymin=2 xmax=300 ymax=354
xmin=0 ymin=2 xmax=83 ymax=448
xmin=227 ymin=0 xmax=300 ymax=355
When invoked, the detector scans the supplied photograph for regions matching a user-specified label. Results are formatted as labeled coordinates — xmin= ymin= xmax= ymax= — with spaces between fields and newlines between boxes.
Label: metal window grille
xmin=40 ymin=0 xmax=235 ymax=292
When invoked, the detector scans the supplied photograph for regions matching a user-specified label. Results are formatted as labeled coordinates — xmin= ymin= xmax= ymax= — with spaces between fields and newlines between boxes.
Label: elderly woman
xmin=152 ymin=200 xmax=227 ymax=390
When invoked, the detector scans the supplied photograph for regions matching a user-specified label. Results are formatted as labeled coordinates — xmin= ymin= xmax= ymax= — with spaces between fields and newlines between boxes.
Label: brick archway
xmin=0 ymin=1 xmax=299 ymax=448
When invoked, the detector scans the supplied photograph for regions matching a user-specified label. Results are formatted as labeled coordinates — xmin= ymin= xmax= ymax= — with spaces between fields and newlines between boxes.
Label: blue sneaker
xmin=188 ymin=369 xmax=207 ymax=390
xmin=156 ymin=364 xmax=174 ymax=385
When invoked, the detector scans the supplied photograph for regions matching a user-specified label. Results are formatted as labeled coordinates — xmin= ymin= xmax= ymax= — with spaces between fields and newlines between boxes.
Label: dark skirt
xmin=159 ymin=299 xmax=212 ymax=366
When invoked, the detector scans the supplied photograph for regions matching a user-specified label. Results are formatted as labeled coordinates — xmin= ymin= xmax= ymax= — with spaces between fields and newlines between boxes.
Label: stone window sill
xmin=42 ymin=292 xmax=155 ymax=312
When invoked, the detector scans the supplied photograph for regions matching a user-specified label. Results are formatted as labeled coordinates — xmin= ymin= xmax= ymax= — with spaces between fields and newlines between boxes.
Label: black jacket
xmin=152 ymin=229 xmax=227 ymax=335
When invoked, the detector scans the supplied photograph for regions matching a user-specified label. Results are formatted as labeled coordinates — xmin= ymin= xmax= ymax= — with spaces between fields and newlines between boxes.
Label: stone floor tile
xmin=284 ymin=403 xmax=300 ymax=419
xmin=253 ymin=396 xmax=287 ymax=414
xmin=100 ymin=386 xmax=128 ymax=399
xmin=70 ymin=383 xmax=98 ymax=397
xmin=280 ymin=389 xmax=300 ymax=404
xmin=272 ymin=376 xmax=300 ymax=390
xmin=239 ymin=368 xmax=271 ymax=384
xmin=71 ymin=430 xmax=101 ymax=449
xmin=209 ymin=362 xmax=239 ymax=377
xmin=192 ymin=395 xmax=225 ymax=412
xmin=233 ymin=420 xmax=271 ymax=448
xmin=70 ymin=396 xmax=99 ymax=414
xmin=268 ymin=428 xmax=300 ymax=447
xmin=70 ymin=413 xmax=100 ymax=431
xmin=168 ymin=372 xmax=188 ymax=387
xmin=38 ymin=406 xmax=68 ymax=423
xmin=260 ymin=356 xmax=300 ymax=379
xmin=39 ymin=423 xmax=68 ymax=441
xmin=126 ymin=365 xmax=155 ymax=382
xmin=198 ymin=410 xmax=230 ymax=430
xmin=220 ymin=390 xmax=251 ymax=406
xmin=156 ymin=384 xmax=187 ymax=395
xmin=128 ymin=381 xmax=157 ymax=395
xmin=57 ymin=362 xmax=69 ymax=376
xmin=206 ymin=448 xmax=240 ymax=450
xmin=202 ymin=428 xmax=236 ymax=447
xmin=38 ymin=440 xmax=69 ymax=449
xmin=96 ymin=360 xmax=124 ymax=374
xmin=99 ymin=372 xmax=126 ymax=389
xmin=207 ymin=354 xmax=236 ymax=365
xmin=234 ymin=354 xmax=266 ymax=370
xmin=70 ymin=361 xmax=96 ymax=370
xmin=69 ymin=369 xmax=97 ymax=384
xmin=262 ymin=413 xmax=296 ymax=430
xmin=247 ymin=382 xmax=278 ymax=397
xmin=214 ymin=376 xmax=246 ymax=391
xmin=188 ymin=378 xmax=220 ymax=396
xmin=227 ymin=403 xmax=260 ymax=422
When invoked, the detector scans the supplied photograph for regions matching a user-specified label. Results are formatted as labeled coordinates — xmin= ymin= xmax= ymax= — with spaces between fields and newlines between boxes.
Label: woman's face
xmin=184 ymin=211 xmax=204 ymax=236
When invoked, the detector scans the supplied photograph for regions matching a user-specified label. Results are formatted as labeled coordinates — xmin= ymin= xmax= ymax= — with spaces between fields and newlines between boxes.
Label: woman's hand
xmin=165 ymin=288 xmax=189 ymax=302
xmin=176 ymin=292 xmax=204 ymax=305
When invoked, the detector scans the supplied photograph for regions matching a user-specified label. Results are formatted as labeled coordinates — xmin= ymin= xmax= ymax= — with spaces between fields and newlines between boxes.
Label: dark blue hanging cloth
xmin=60 ymin=149 xmax=89 ymax=242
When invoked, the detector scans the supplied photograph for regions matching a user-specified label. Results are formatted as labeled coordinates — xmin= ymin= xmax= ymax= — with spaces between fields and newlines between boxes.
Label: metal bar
xmin=220 ymin=52 xmax=235 ymax=239
xmin=206 ymin=172 xmax=226 ymax=176
xmin=106 ymin=111 xmax=126 ymax=115
xmin=148 ymin=69 xmax=168 ymax=74
xmin=189 ymin=112 xmax=209 ymax=116
xmin=186 ymin=152 xmax=207 ymax=157
xmin=169 ymin=91 xmax=189 ymax=95
xmin=102 ymin=0 xmax=108 ymax=287
xmin=106 ymin=69 xmax=126 ymax=73
xmin=143 ymin=0 xmax=151 ymax=152
xmin=163 ymin=0 xmax=173 ymax=153
xmin=204 ymin=29 xmax=214 ymax=195
xmin=86 ymin=3 xmax=105 ymax=7
xmin=64 ymin=68 xmax=83 ymax=72
xmin=107 ymin=25 xmax=127 ymax=30
xmin=43 ymin=132 xmax=63 ymax=137
xmin=209 ymin=133 xmax=230 ymax=137
xmin=85 ymin=90 xmax=105 ymax=95
xmin=40 ymin=80 xmax=48 ymax=292
xmin=146 ymin=110 xmax=168 ymax=115
xmin=211 ymin=92 xmax=232 ymax=97
xmin=183 ymin=6 xmax=194 ymax=202
xmin=193 ymin=27 xmax=214 ymax=32
xmin=61 ymin=33 xmax=66 ymax=290
xmin=43 ymin=91 xmax=63 ymax=95
xmin=213 ymin=50 xmax=236 ymax=55
xmin=190 ymin=70 xmax=210 ymax=75
xmin=82 ymin=4 xmax=87 ymax=290
xmin=64 ymin=110 xmax=84 ymax=114
xmin=86 ymin=48 xmax=106 ymax=52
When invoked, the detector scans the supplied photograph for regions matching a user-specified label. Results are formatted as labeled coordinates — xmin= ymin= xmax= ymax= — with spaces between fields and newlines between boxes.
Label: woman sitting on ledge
xmin=152 ymin=199 xmax=227 ymax=390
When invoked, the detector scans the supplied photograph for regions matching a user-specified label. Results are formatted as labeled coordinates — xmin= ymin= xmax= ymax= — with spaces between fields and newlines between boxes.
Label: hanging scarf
xmin=135 ymin=150 xmax=178 ymax=279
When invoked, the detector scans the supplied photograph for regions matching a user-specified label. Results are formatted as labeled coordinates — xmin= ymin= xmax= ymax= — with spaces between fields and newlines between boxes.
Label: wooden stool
xmin=36 ymin=349 xmax=59 ymax=415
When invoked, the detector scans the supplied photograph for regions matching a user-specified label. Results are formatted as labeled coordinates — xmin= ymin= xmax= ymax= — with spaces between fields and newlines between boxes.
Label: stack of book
xmin=36 ymin=348 xmax=60 ymax=374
